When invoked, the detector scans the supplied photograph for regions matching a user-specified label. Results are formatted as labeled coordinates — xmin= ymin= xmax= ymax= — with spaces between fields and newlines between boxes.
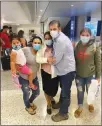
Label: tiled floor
xmin=1 ymin=70 xmax=102 ymax=125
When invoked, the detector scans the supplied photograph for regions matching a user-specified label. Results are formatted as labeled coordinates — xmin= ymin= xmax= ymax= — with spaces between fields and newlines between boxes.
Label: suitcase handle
xmin=5 ymin=50 xmax=8 ymax=56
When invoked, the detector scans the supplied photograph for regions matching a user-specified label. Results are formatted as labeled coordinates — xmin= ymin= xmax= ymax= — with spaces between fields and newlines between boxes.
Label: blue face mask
xmin=12 ymin=45 xmax=21 ymax=50
xmin=33 ymin=44 xmax=41 ymax=51
xmin=45 ymin=40 xmax=53 ymax=46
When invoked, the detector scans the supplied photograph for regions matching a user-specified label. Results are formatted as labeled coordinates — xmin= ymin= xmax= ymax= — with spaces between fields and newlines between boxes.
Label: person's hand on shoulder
xmin=47 ymin=57 xmax=56 ymax=64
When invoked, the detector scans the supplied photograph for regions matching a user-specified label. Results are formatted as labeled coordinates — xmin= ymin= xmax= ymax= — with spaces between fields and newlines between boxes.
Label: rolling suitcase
xmin=1 ymin=49 xmax=11 ymax=70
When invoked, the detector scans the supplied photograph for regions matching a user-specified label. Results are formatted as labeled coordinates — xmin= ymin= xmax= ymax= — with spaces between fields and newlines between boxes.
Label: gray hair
xmin=49 ymin=20 xmax=61 ymax=27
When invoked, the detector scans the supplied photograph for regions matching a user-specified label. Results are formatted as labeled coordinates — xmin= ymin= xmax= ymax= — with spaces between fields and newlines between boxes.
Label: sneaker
xmin=51 ymin=113 xmax=68 ymax=122
xmin=25 ymin=107 xmax=36 ymax=115
xmin=52 ymin=101 xmax=60 ymax=109
xmin=88 ymin=105 xmax=94 ymax=113
xmin=47 ymin=105 xmax=52 ymax=115
xmin=74 ymin=107 xmax=83 ymax=118
xmin=30 ymin=103 xmax=37 ymax=110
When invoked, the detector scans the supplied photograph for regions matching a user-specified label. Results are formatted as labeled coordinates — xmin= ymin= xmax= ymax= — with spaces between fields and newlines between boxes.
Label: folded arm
xmin=36 ymin=49 xmax=48 ymax=64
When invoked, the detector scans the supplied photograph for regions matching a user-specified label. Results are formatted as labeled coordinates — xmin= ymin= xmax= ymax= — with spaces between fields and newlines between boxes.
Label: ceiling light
xmin=71 ymin=5 xmax=74 ymax=7
xmin=40 ymin=10 xmax=43 ymax=12
xmin=39 ymin=16 xmax=41 ymax=18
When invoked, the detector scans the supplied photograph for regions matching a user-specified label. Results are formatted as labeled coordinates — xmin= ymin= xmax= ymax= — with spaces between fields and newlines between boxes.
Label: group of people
xmin=0 ymin=25 xmax=27 ymax=52
xmin=1 ymin=20 xmax=101 ymax=122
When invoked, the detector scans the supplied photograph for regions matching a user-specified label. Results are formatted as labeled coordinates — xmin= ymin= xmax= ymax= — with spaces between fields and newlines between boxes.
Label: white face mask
xmin=50 ymin=30 xmax=59 ymax=39
xmin=80 ymin=36 xmax=90 ymax=44
xmin=7 ymin=30 xmax=9 ymax=34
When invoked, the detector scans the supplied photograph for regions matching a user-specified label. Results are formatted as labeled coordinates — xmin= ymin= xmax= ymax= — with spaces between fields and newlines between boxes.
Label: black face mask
xmin=46 ymin=44 xmax=53 ymax=48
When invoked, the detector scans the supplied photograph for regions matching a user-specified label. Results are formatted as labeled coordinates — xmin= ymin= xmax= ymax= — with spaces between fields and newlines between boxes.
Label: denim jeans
xmin=59 ymin=71 xmax=75 ymax=114
xmin=19 ymin=76 xmax=40 ymax=108
xmin=75 ymin=75 xmax=94 ymax=107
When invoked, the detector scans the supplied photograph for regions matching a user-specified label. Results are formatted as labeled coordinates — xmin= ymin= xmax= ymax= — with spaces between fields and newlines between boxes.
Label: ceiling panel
xmin=18 ymin=1 xmax=35 ymax=23
xmin=1 ymin=1 xmax=101 ymax=25
xmin=35 ymin=1 xmax=49 ymax=24
xmin=40 ymin=1 xmax=101 ymax=22
xmin=1 ymin=2 xmax=31 ymax=24
xmin=1 ymin=1 xmax=49 ymax=25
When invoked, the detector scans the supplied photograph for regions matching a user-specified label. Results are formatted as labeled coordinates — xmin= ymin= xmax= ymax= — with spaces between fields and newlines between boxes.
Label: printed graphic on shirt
xmin=76 ymin=47 xmax=90 ymax=63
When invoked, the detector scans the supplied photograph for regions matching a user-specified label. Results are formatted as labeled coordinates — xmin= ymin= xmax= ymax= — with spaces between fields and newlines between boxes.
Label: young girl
xmin=74 ymin=28 xmax=101 ymax=118
xmin=10 ymin=36 xmax=37 ymax=90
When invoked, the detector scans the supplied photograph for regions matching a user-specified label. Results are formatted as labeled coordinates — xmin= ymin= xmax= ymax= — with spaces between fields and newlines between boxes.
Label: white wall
xmin=76 ymin=16 xmax=86 ymax=41
xmin=44 ymin=17 xmax=70 ymax=32
xmin=91 ymin=4 xmax=101 ymax=21
xmin=44 ymin=18 xmax=48 ymax=32
xmin=1 ymin=20 xmax=4 ymax=29
xmin=11 ymin=25 xmax=18 ymax=33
